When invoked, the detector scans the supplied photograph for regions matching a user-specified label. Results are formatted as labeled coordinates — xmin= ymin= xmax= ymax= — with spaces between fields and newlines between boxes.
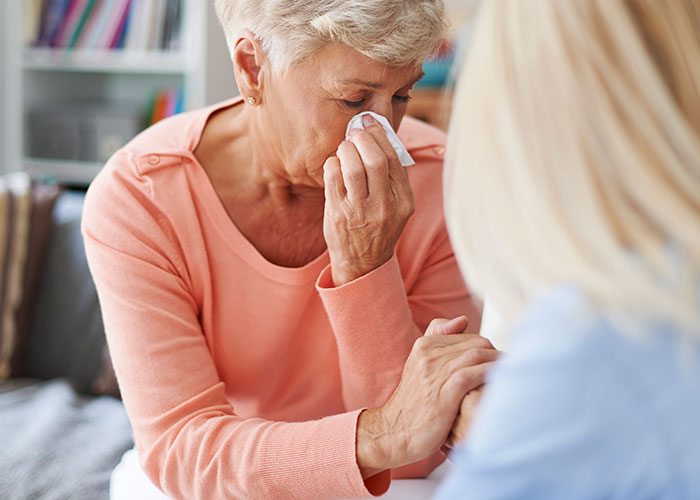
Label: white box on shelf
xmin=27 ymin=103 xmax=142 ymax=163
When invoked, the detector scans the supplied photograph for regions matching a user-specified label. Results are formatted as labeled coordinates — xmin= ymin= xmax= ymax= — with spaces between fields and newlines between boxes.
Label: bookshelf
xmin=22 ymin=47 xmax=189 ymax=73
xmin=2 ymin=0 xmax=236 ymax=186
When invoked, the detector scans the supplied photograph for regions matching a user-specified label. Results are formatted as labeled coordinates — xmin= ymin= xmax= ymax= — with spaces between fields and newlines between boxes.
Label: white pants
xmin=110 ymin=447 xmax=453 ymax=500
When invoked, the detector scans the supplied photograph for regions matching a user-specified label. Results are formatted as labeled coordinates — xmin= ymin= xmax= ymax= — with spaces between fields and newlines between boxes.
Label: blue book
xmin=114 ymin=1 xmax=135 ymax=49
xmin=174 ymin=88 xmax=184 ymax=115
xmin=37 ymin=0 xmax=72 ymax=47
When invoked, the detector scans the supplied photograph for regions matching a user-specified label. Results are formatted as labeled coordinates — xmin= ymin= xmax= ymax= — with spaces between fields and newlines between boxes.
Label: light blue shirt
xmin=434 ymin=286 xmax=700 ymax=500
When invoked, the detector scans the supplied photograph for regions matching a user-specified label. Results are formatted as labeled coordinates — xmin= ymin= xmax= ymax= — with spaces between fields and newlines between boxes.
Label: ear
xmin=233 ymin=29 xmax=267 ymax=103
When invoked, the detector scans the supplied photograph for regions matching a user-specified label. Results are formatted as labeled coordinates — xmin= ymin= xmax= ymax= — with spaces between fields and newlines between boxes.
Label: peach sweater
xmin=82 ymin=98 xmax=481 ymax=500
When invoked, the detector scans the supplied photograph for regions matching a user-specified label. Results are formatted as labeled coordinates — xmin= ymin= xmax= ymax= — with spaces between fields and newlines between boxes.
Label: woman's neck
xmin=200 ymin=102 xmax=325 ymax=211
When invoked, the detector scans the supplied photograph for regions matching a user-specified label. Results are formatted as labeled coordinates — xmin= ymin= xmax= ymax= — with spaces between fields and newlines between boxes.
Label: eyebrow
xmin=339 ymin=71 xmax=425 ymax=90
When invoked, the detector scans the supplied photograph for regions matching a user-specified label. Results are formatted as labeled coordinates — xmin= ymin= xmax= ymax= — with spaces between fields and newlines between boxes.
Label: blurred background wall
xmin=204 ymin=2 xmax=236 ymax=107
xmin=0 ymin=1 xmax=7 ymax=166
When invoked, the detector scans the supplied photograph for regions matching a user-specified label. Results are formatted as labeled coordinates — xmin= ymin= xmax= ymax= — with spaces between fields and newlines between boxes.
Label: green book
xmin=67 ymin=0 xmax=97 ymax=49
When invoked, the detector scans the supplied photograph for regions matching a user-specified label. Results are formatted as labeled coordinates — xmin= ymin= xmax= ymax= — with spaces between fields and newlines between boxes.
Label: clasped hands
xmin=356 ymin=316 xmax=498 ymax=479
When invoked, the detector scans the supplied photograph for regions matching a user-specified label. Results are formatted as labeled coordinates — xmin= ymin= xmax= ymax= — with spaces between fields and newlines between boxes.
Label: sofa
xmin=0 ymin=184 xmax=133 ymax=500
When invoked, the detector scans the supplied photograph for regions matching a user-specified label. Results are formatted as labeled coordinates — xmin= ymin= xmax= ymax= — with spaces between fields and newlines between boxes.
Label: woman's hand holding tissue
xmin=322 ymin=113 xmax=415 ymax=286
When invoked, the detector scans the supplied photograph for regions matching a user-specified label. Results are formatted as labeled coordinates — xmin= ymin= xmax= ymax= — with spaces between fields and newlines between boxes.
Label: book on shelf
xmin=147 ymin=0 xmax=167 ymax=52
xmin=68 ymin=0 xmax=97 ymax=49
xmin=79 ymin=0 xmax=116 ymax=49
xmin=36 ymin=0 xmax=72 ymax=47
xmin=53 ymin=0 xmax=87 ymax=47
xmin=28 ymin=0 xmax=183 ymax=52
xmin=123 ymin=0 xmax=149 ymax=51
xmin=161 ymin=0 xmax=182 ymax=51
xmin=22 ymin=0 xmax=46 ymax=45
xmin=96 ymin=0 xmax=129 ymax=50
xmin=148 ymin=87 xmax=184 ymax=126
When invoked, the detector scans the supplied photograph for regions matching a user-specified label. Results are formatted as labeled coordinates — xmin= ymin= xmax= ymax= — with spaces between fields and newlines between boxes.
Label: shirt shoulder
xmin=80 ymin=105 xmax=217 ymax=269
xmin=85 ymin=99 xmax=241 ymax=218
xmin=398 ymin=116 xmax=446 ymax=164
xmin=396 ymin=117 xmax=447 ymax=220
xmin=123 ymin=98 xmax=240 ymax=161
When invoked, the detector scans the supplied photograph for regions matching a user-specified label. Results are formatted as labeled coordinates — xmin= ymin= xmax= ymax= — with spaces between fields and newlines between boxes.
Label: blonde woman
xmin=436 ymin=0 xmax=700 ymax=497
xmin=82 ymin=1 xmax=495 ymax=499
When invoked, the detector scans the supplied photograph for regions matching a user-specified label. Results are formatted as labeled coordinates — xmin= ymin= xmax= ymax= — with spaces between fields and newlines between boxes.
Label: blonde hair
xmin=214 ymin=0 xmax=447 ymax=70
xmin=446 ymin=0 xmax=700 ymax=334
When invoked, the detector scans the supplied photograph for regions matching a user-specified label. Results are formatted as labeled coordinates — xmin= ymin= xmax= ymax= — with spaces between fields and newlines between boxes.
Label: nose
xmin=369 ymin=99 xmax=396 ymax=129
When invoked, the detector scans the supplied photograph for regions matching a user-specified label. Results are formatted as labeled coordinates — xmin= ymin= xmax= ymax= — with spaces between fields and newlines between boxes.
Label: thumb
xmin=426 ymin=316 xmax=469 ymax=336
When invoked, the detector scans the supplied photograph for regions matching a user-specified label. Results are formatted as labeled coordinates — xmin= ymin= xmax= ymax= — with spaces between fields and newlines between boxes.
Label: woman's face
xmin=259 ymin=44 xmax=424 ymax=188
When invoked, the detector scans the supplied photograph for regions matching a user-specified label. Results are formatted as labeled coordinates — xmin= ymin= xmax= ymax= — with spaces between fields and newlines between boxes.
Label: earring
xmin=246 ymin=96 xmax=257 ymax=105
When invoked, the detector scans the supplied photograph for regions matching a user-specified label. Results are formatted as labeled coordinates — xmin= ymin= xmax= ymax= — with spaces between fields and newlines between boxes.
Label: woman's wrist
xmin=330 ymin=262 xmax=372 ymax=287
xmin=330 ymin=267 xmax=360 ymax=287
xmin=356 ymin=407 xmax=397 ymax=478
xmin=330 ymin=254 xmax=393 ymax=287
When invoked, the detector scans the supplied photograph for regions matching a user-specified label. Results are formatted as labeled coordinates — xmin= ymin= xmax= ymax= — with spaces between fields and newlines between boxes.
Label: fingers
xmin=355 ymin=114 xmax=403 ymax=177
xmin=443 ymin=433 xmax=456 ymax=451
xmin=348 ymin=122 xmax=396 ymax=196
xmin=444 ymin=424 xmax=465 ymax=451
xmin=438 ymin=333 xmax=496 ymax=352
xmin=412 ymin=332 xmax=496 ymax=355
xmin=454 ymin=347 xmax=500 ymax=367
xmin=354 ymin=115 xmax=410 ymax=195
xmin=336 ymin=141 xmax=368 ymax=201
xmin=426 ymin=316 xmax=469 ymax=336
xmin=441 ymin=348 xmax=499 ymax=386
xmin=447 ymin=361 xmax=497 ymax=399
xmin=445 ymin=386 xmax=486 ymax=450
xmin=323 ymin=156 xmax=345 ymax=203
xmin=336 ymin=114 xmax=411 ymax=200
xmin=409 ymin=334 xmax=498 ymax=402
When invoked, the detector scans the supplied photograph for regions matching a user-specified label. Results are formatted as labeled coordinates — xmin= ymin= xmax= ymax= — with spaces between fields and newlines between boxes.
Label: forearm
xmin=138 ymin=402 xmax=387 ymax=500
xmin=317 ymin=256 xmax=420 ymax=409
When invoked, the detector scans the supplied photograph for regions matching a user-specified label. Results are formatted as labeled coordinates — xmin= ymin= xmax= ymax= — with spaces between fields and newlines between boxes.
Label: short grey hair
xmin=214 ymin=0 xmax=447 ymax=69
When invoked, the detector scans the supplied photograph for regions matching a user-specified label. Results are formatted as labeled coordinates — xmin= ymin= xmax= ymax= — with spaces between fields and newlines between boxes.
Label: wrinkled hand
xmin=323 ymin=114 xmax=414 ymax=286
xmin=356 ymin=317 xmax=498 ymax=477
xmin=443 ymin=385 xmax=486 ymax=453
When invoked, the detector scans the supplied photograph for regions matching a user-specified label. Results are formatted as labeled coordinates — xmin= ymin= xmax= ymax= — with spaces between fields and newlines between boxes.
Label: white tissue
xmin=345 ymin=111 xmax=415 ymax=167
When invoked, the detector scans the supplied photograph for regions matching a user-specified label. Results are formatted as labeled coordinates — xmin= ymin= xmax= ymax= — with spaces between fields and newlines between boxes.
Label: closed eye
xmin=341 ymin=94 xmax=411 ymax=109
xmin=342 ymin=99 xmax=366 ymax=109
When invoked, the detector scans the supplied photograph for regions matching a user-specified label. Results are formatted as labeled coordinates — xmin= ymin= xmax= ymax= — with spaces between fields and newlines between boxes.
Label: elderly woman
xmin=435 ymin=0 xmax=700 ymax=498
xmin=82 ymin=1 xmax=494 ymax=499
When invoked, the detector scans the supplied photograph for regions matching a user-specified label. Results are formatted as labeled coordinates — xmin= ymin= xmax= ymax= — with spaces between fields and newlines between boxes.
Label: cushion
xmin=93 ymin=345 xmax=121 ymax=399
xmin=4 ymin=188 xmax=120 ymax=398
xmin=0 ymin=173 xmax=34 ymax=380
xmin=11 ymin=182 xmax=62 ymax=376
xmin=22 ymin=192 xmax=107 ymax=394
